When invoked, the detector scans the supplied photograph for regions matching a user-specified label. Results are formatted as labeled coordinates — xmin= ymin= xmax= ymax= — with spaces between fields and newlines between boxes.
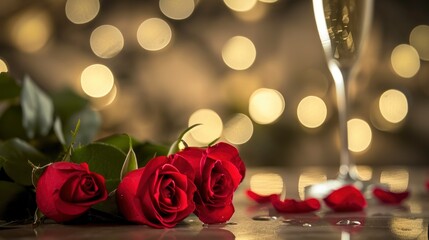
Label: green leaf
xmin=120 ymin=137 xmax=138 ymax=180
xmin=53 ymin=117 xmax=66 ymax=145
xmin=0 ymin=105 xmax=27 ymax=140
xmin=0 ymin=138 xmax=50 ymax=186
xmin=21 ymin=75 xmax=54 ymax=139
xmin=134 ymin=142 xmax=169 ymax=168
xmin=70 ymin=142 xmax=126 ymax=192
xmin=96 ymin=134 xmax=141 ymax=153
xmin=51 ymin=88 xmax=88 ymax=122
xmin=64 ymin=107 xmax=101 ymax=146
xmin=0 ymin=180 xmax=35 ymax=221
xmin=0 ymin=72 xmax=21 ymax=100
xmin=97 ymin=134 xmax=168 ymax=168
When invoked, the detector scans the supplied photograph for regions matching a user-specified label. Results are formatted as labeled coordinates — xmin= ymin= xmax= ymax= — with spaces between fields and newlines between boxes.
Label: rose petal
xmin=175 ymin=147 xmax=205 ymax=175
xmin=245 ymin=189 xmax=278 ymax=204
xmin=206 ymin=142 xmax=246 ymax=182
xmin=426 ymin=180 xmax=429 ymax=191
xmin=116 ymin=168 xmax=148 ymax=224
xmin=323 ymin=185 xmax=367 ymax=212
xmin=372 ymin=187 xmax=409 ymax=204
xmin=271 ymin=195 xmax=321 ymax=213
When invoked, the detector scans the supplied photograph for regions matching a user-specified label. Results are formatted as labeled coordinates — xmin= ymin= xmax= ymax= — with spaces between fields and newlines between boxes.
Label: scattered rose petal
xmin=372 ymin=187 xmax=409 ymax=204
xmin=245 ymin=189 xmax=278 ymax=204
xmin=324 ymin=185 xmax=366 ymax=212
xmin=426 ymin=180 xmax=429 ymax=191
xmin=271 ymin=195 xmax=321 ymax=213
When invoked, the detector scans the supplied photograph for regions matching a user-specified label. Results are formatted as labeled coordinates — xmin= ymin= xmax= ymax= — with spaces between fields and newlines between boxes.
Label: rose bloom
xmin=36 ymin=162 xmax=108 ymax=223
xmin=177 ymin=142 xmax=246 ymax=224
xmin=116 ymin=155 xmax=197 ymax=228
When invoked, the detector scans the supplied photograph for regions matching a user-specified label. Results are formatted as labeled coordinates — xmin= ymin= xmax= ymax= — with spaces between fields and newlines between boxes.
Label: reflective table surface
xmin=1 ymin=166 xmax=428 ymax=239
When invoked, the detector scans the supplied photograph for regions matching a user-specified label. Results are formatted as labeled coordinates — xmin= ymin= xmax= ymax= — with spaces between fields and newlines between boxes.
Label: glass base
xmin=304 ymin=177 xmax=379 ymax=199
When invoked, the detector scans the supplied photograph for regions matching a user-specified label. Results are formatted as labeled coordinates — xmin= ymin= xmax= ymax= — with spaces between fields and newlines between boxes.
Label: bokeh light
xmin=65 ymin=0 xmax=100 ymax=24
xmin=90 ymin=25 xmax=124 ymax=58
xmin=223 ymin=113 xmax=254 ymax=145
xmin=390 ymin=217 xmax=424 ymax=239
xmin=379 ymin=89 xmax=408 ymax=124
xmin=178 ymin=132 xmax=201 ymax=150
xmin=91 ymin=84 xmax=118 ymax=110
xmin=250 ymin=173 xmax=283 ymax=196
xmin=159 ymin=0 xmax=195 ymax=20
xmin=409 ymin=25 xmax=429 ymax=61
xmin=9 ymin=9 xmax=52 ymax=53
xmin=249 ymin=88 xmax=285 ymax=124
xmin=137 ymin=18 xmax=172 ymax=51
xmin=347 ymin=118 xmax=372 ymax=153
xmin=234 ymin=3 xmax=268 ymax=22
xmin=297 ymin=96 xmax=327 ymax=128
xmin=224 ymin=0 xmax=257 ymax=12
xmin=355 ymin=165 xmax=373 ymax=181
xmin=391 ymin=44 xmax=420 ymax=78
xmin=380 ymin=169 xmax=409 ymax=192
xmin=259 ymin=0 xmax=278 ymax=3
xmin=188 ymin=109 xmax=223 ymax=144
xmin=81 ymin=64 xmax=115 ymax=98
xmin=222 ymin=36 xmax=256 ymax=70
xmin=0 ymin=59 xmax=8 ymax=72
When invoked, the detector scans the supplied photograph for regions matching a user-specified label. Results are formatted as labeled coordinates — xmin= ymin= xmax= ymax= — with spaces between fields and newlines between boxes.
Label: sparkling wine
xmin=315 ymin=0 xmax=372 ymax=68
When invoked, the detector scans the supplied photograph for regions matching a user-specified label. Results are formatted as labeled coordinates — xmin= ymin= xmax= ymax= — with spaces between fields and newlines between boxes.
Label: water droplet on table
xmin=252 ymin=215 xmax=277 ymax=221
xmin=281 ymin=219 xmax=312 ymax=227
xmin=202 ymin=221 xmax=236 ymax=228
xmin=336 ymin=219 xmax=361 ymax=226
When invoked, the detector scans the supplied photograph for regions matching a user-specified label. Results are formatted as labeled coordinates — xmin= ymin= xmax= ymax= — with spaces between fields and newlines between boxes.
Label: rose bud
xmin=116 ymin=155 xmax=197 ymax=228
xmin=177 ymin=142 xmax=245 ymax=224
xmin=36 ymin=162 xmax=108 ymax=223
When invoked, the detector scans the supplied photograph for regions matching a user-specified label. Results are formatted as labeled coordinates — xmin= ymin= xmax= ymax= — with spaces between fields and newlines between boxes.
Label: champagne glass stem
xmin=328 ymin=60 xmax=358 ymax=181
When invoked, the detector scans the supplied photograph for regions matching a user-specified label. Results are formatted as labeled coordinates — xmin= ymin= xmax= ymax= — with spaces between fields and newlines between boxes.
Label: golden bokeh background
xmin=1 ymin=0 xmax=429 ymax=167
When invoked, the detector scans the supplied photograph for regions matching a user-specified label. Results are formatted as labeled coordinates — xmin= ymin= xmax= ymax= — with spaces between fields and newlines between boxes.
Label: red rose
xmin=35 ymin=162 xmax=108 ymax=223
xmin=177 ymin=142 xmax=245 ymax=224
xmin=116 ymin=155 xmax=197 ymax=228
xmin=323 ymin=185 xmax=367 ymax=212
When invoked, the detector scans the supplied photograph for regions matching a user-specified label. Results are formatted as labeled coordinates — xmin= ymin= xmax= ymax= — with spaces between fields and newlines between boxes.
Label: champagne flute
xmin=305 ymin=0 xmax=374 ymax=198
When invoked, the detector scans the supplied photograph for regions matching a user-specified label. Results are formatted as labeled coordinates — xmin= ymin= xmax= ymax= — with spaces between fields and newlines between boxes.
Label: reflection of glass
xmin=306 ymin=0 xmax=373 ymax=198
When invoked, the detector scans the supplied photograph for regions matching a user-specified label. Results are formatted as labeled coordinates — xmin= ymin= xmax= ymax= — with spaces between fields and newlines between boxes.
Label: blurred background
xmin=0 ymin=0 xmax=428 ymax=168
